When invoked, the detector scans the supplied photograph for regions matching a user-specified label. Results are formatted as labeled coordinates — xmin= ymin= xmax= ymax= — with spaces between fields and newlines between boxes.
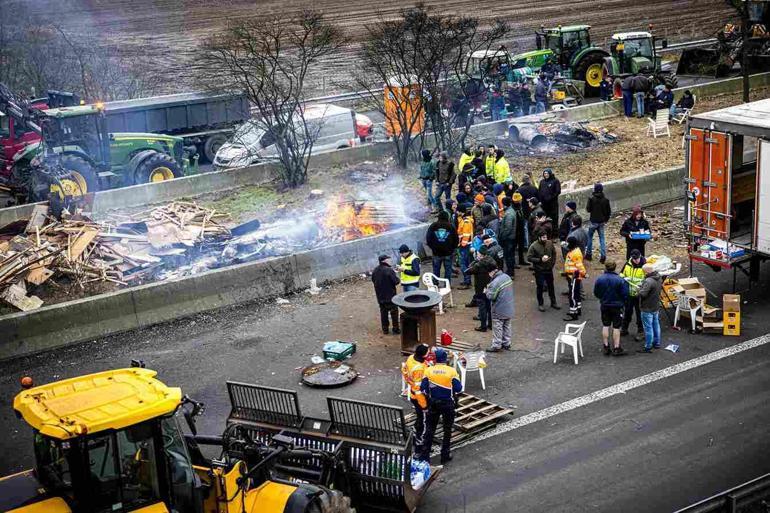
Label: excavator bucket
xmin=677 ymin=48 xmax=724 ymax=77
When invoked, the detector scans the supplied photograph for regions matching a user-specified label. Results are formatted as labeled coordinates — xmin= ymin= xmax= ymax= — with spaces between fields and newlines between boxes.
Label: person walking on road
xmin=426 ymin=210 xmax=459 ymax=283
xmin=435 ymin=151 xmax=456 ymax=210
xmin=527 ymin=230 xmax=561 ymax=312
xmin=620 ymin=249 xmax=646 ymax=341
xmin=497 ymin=196 xmax=518 ymax=276
xmin=420 ymin=348 xmax=462 ymax=464
xmin=396 ymin=244 xmax=420 ymax=292
xmin=586 ymin=182 xmax=611 ymax=263
xmin=419 ymin=149 xmax=437 ymax=210
xmin=371 ymin=255 xmax=401 ymax=335
xmin=593 ymin=260 xmax=629 ymax=356
xmin=620 ymin=205 xmax=652 ymax=259
xmin=485 ymin=266 xmax=514 ymax=352
xmin=563 ymin=236 xmax=586 ymax=321
xmin=637 ymin=263 xmax=663 ymax=353
xmin=538 ymin=168 xmax=561 ymax=231
xmin=401 ymin=344 xmax=429 ymax=448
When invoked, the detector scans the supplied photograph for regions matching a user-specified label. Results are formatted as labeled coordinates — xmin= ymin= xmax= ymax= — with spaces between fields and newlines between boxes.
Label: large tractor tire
xmin=134 ymin=152 xmax=183 ymax=184
xmin=575 ymin=52 xmax=607 ymax=97
xmin=50 ymin=154 xmax=100 ymax=199
xmin=203 ymin=134 xmax=228 ymax=163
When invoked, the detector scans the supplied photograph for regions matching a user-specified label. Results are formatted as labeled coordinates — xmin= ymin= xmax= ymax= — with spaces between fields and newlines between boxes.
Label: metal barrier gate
xmin=674 ymin=473 xmax=770 ymax=513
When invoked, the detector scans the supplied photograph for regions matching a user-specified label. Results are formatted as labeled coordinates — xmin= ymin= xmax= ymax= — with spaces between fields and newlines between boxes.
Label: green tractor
xmin=533 ymin=25 xmax=609 ymax=96
xmin=11 ymin=103 xmax=196 ymax=202
xmin=601 ymin=31 xmax=678 ymax=90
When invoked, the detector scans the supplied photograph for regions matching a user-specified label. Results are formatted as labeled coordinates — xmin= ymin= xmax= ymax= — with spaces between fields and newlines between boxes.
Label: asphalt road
xmin=1 ymin=258 xmax=768 ymax=512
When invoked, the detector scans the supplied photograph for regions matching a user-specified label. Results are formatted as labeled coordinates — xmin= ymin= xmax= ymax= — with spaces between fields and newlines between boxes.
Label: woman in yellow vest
xmin=397 ymin=244 xmax=421 ymax=292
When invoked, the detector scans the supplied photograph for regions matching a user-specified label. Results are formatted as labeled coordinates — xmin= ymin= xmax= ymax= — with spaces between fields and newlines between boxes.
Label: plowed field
xmin=19 ymin=0 xmax=736 ymax=93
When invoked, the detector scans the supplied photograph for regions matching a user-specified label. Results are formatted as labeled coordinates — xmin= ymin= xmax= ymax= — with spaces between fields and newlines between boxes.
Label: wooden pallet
xmin=402 ymin=393 xmax=513 ymax=447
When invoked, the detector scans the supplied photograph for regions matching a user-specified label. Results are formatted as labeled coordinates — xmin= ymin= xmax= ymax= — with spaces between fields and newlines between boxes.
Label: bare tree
xmin=354 ymin=4 xmax=509 ymax=168
xmin=194 ymin=11 xmax=346 ymax=188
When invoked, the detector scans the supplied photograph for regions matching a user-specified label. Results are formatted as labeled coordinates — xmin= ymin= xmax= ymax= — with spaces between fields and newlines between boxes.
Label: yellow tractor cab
xmin=1 ymin=367 xmax=437 ymax=513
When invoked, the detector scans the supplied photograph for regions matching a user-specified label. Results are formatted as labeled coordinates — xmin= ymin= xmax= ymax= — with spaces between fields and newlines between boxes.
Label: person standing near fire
xmin=371 ymin=255 xmax=400 ymax=335
xmin=401 ymin=344 xmax=430 ymax=449
xmin=396 ymin=244 xmax=420 ymax=292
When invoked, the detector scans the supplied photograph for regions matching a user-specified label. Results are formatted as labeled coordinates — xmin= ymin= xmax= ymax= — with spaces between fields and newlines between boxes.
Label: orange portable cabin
xmin=384 ymin=76 xmax=424 ymax=138
xmin=685 ymin=98 xmax=770 ymax=289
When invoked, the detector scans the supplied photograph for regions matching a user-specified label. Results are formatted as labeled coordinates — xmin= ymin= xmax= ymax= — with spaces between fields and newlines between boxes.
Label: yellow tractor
xmin=0 ymin=367 xmax=436 ymax=513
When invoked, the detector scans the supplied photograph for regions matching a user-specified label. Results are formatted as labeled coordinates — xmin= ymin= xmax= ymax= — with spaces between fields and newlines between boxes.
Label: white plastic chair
xmin=422 ymin=272 xmax=454 ymax=314
xmin=672 ymin=94 xmax=696 ymax=125
xmin=553 ymin=322 xmax=587 ymax=365
xmin=456 ymin=351 xmax=486 ymax=391
xmin=673 ymin=293 xmax=703 ymax=332
xmin=646 ymin=108 xmax=671 ymax=138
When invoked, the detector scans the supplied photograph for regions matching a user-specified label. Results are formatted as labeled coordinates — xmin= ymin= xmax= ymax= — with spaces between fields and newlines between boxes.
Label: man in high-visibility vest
xmin=456 ymin=205 xmax=475 ymax=289
xmin=401 ymin=344 xmax=429 ymax=449
xmin=396 ymin=244 xmax=420 ymax=292
xmin=419 ymin=348 xmax=462 ymax=463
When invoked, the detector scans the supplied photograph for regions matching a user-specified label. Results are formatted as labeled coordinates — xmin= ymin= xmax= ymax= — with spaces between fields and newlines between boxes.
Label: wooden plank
xmin=26 ymin=267 xmax=54 ymax=285
xmin=459 ymin=408 xmax=513 ymax=432
xmin=454 ymin=404 xmax=500 ymax=423
xmin=68 ymin=228 xmax=98 ymax=260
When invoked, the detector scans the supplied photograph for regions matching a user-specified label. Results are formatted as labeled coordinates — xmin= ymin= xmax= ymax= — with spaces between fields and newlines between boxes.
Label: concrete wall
xmin=0 ymin=223 xmax=427 ymax=360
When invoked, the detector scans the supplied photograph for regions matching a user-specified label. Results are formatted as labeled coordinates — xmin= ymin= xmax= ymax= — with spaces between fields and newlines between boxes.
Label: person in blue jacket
xmin=593 ymin=260 xmax=629 ymax=356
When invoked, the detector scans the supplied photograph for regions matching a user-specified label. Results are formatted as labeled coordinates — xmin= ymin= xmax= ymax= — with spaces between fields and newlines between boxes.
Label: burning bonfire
xmin=322 ymin=196 xmax=403 ymax=241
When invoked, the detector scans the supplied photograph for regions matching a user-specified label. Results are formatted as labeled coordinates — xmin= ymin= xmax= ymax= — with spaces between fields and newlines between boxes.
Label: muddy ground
xmin=15 ymin=0 xmax=737 ymax=94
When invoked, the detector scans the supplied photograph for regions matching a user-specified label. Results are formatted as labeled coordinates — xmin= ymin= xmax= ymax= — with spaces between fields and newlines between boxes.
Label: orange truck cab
xmin=685 ymin=98 xmax=770 ymax=288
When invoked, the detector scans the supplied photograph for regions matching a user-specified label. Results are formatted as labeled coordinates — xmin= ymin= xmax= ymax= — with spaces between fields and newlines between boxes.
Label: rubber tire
xmin=60 ymin=154 xmax=100 ymax=195
xmin=575 ymin=52 xmax=608 ymax=97
xmin=134 ymin=152 xmax=183 ymax=184
xmin=203 ymin=134 xmax=228 ymax=163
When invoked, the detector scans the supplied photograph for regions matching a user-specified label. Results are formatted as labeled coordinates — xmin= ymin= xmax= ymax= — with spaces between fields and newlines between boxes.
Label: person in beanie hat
xmin=419 ymin=149 xmax=437 ymax=209
xmin=563 ymin=236 xmax=586 ymax=321
xmin=558 ymin=200 xmax=578 ymax=252
xmin=396 ymin=244 xmax=420 ymax=292
xmin=620 ymin=249 xmax=646 ymax=340
xmin=426 ymin=210 xmax=459 ymax=282
xmin=637 ymin=263 xmax=663 ymax=353
xmin=538 ymin=168 xmax=561 ymax=232
xmin=468 ymin=246 xmax=496 ymax=331
xmin=485 ymin=266 xmax=514 ymax=352
xmin=586 ymin=182 xmax=612 ymax=263
xmin=371 ymin=254 xmax=400 ymax=334
xmin=620 ymin=204 xmax=652 ymax=259
xmin=527 ymin=229 xmax=560 ymax=312
xmin=471 ymin=193 xmax=486 ymax=228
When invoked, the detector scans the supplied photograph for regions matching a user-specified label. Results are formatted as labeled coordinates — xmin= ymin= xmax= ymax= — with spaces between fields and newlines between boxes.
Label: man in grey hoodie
xmin=636 ymin=264 xmax=663 ymax=353
xmin=485 ymin=267 xmax=514 ymax=352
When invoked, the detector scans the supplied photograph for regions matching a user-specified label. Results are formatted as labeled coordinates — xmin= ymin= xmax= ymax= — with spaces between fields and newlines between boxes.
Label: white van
xmin=213 ymin=103 xmax=372 ymax=169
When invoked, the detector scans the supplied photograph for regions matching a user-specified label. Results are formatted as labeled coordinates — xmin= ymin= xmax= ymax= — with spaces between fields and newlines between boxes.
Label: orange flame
xmin=323 ymin=197 xmax=389 ymax=241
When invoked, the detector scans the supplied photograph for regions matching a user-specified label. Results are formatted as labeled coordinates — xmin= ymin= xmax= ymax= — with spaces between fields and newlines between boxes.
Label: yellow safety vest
xmin=493 ymin=157 xmax=510 ymax=184
xmin=484 ymin=155 xmax=496 ymax=177
xmin=458 ymin=152 xmax=473 ymax=173
xmin=400 ymin=253 xmax=419 ymax=285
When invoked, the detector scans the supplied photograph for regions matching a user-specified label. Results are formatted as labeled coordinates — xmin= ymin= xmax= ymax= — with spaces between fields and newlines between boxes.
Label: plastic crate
xmin=323 ymin=341 xmax=357 ymax=361
xmin=723 ymin=312 xmax=740 ymax=336
xmin=629 ymin=233 xmax=652 ymax=240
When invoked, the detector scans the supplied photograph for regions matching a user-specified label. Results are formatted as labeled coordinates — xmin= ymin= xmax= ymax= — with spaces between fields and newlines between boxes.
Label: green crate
xmin=323 ymin=341 xmax=356 ymax=361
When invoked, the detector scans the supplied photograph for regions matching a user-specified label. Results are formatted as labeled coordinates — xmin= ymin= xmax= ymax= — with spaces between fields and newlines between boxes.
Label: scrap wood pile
xmin=0 ymin=201 xmax=231 ymax=312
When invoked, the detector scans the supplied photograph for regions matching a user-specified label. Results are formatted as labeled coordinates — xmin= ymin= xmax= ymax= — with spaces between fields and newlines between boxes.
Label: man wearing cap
xmin=485 ymin=266 xmax=514 ymax=352
xmin=419 ymin=348 xmax=462 ymax=463
xmin=471 ymin=193 xmax=486 ymax=228
xmin=435 ymin=151 xmax=456 ymax=211
xmin=637 ymin=263 xmax=663 ymax=353
xmin=371 ymin=254 xmax=401 ymax=335
xmin=620 ymin=249 xmax=646 ymax=341
xmin=396 ymin=244 xmax=420 ymax=292
xmin=401 ymin=344 xmax=430 ymax=448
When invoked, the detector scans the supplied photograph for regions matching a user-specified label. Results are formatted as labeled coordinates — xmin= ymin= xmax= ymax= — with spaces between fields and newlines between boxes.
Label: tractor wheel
xmin=135 ymin=152 xmax=183 ymax=184
xmin=51 ymin=155 xmax=100 ymax=199
xmin=203 ymin=134 xmax=228 ymax=163
xmin=575 ymin=53 xmax=607 ymax=97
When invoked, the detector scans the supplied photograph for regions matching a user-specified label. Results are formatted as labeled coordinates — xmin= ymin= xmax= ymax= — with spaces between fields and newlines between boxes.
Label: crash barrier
xmin=225 ymin=382 xmax=429 ymax=513
xmin=0 ymin=223 xmax=428 ymax=360
xmin=673 ymin=472 xmax=770 ymax=513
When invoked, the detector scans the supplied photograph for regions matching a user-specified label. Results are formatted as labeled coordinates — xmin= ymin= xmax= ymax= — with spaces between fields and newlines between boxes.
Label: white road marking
xmin=449 ymin=334 xmax=770 ymax=453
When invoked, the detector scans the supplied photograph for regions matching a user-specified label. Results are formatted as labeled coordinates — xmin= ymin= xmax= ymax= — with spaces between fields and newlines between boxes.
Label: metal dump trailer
xmin=104 ymin=92 xmax=250 ymax=162
xmin=685 ymin=98 xmax=770 ymax=288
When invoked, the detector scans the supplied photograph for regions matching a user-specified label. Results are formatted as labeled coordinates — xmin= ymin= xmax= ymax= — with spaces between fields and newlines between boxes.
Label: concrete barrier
xmin=0 ymin=223 xmax=427 ymax=360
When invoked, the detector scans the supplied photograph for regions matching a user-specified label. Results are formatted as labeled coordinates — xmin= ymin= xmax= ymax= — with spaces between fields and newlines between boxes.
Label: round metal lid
xmin=301 ymin=361 xmax=358 ymax=388
xmin=392 ymin=290 xmax=442 ymax=311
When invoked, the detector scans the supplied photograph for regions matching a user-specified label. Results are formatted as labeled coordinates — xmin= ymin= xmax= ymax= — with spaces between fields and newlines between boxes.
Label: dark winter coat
xmin=638 ymin=271 xmax=663 ymax=312
xmin=567 ymin=226 xmax=588 ymax=255
xmin=517 ymin=183 xmax=539 ymax=217
xmin=586 ymin=191 xmax=612 ymax=224
xmin=426 ymin=220 xmax=459 ymax=257
xmin=480 ymin=213 xmax=499 ymax=234
xmin=498 ymin=207 xmax=518 ymax=243
xmin=469 ymin=255 xmax=496 ymax=295
xmin=527 ymin=238 xmax=557 ymax=273
xmin=632 ymin=75 xmax=651 ymax=94
xmin=538 ymin=174 xmax=561 ymax=204
xmin=371 ymin=263 xmax=399 ymax=304
xmin=593 ymin=271 xmax=629 ymax=308
xmin=436 ymin=160 xmax=456 ymax=185
xmin=620 ymin=215 xmax=652 ymax=253
xmin=558 ymin=210 xmax=576 ymax=242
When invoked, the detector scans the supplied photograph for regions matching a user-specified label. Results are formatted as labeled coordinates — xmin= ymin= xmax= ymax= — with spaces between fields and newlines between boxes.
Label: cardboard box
xmin=723 ymin=294 xmax=741 ymax=313
xmin=677 ymin=278 xmax=707 ymax=303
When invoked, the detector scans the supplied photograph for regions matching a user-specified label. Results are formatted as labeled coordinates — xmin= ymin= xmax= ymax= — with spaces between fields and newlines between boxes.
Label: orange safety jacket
xmin=401 ymin=355 xmax=428 ymax=408
xmin=457 ymin=215 xmax=474 ymax=247
xmin=564 ymin=247 xmax=587 ymax=278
